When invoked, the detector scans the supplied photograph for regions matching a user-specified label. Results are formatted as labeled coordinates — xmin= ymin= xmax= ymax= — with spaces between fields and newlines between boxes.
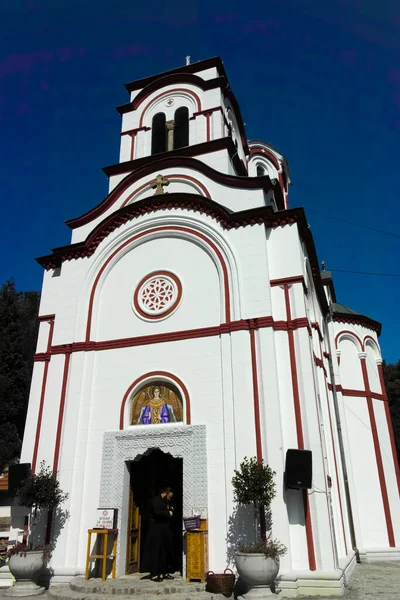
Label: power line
xmin=307 ymin=208 xmax=400 ymax=239
xmin=330 ymin=269 xmax=400 ymax=277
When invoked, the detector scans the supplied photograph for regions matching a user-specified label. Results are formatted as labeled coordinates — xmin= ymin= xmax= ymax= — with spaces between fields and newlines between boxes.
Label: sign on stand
xmin=95 ymin=508 xmax=117 ymax=529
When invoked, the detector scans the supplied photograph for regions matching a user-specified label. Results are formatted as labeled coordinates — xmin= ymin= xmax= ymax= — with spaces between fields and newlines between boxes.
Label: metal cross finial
xmin=185 ymin=55 xmax=191 ymax=66
xmin=150 ymin=174 xmax=169 ymax=195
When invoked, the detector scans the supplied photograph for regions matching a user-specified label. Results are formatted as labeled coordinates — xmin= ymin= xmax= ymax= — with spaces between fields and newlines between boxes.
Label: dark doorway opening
xmin=127 ymin=449 xmax=183 ymax=575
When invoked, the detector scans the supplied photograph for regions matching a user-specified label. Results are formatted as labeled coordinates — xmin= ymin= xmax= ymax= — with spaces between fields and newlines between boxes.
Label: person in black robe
xmin=144 ymin=487 xmax=175 ymax=582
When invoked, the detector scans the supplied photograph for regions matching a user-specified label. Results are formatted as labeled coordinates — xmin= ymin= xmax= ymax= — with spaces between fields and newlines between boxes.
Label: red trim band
xmin=32 ymin=316 xmax=55 ymax=473
xmin=34 ymin=316 xmax=314 ymax=360
xmin=283 ymin=283 xmax=316 ymax=571
xmin=377 ymin=363 xmax=400 ymax=495
xmin=360 ymin=358 xmax=395 ymax=546
xmin=53 ymin=350 xmax=71 ymax=473
xmin=249 ymin=323 xmax=263 ymax=462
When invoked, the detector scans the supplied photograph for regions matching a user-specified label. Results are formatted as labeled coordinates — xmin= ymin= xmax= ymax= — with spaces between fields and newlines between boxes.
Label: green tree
xmin=383 ymin=360 xmax=400 ymax=463
xmin=0 ymin=280 xmax=40 ymax=473
xmin=232 ymin=456 xmax=276 ymax=541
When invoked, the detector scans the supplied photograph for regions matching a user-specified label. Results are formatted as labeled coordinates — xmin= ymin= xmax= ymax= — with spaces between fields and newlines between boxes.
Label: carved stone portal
xmin=99 ymin=425 xmax=207 ymax=576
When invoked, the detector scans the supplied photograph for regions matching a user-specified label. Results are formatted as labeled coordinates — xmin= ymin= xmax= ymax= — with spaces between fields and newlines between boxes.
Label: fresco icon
xmin=130 ymin=383 xmax=183 ymax=425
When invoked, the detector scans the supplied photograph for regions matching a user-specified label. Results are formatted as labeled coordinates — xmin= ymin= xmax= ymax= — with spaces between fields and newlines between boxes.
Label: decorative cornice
xmin=38 ymin=197 xmax=300 ymax=269
xmin=117 ymin=74 xmax=225 ymax=114
xmin=66 ymin=151 xmax=282 ymax=230
xmin=332 ymin=311 xmax=381 ymax=335
xmin=124 ymin=57 xmax=227 ymax=93
xmin=270 ymin=275 xmax=308 ymax=295
xmin=101 ymin=138 xmax=248 ymax=178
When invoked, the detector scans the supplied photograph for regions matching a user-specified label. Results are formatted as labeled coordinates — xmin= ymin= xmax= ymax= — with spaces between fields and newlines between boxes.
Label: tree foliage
xmin=17 ymin=462 xmax=68 ymax=511
xmin=232 ymin=457 xmax=276 ymax=510
xmin=0 ymin=280 xmax=40 ymax=473
xmin=383 ymin=359 xmax=400 ymax=462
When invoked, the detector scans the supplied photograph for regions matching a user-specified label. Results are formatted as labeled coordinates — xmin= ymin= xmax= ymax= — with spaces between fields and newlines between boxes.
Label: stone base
xmin=238 ymin=586 xmax=275 ymax=598
xmin=3 ymin=581 xmax=46 ymax=597
xmin=275 ymin=553 xmax=357 ymax=597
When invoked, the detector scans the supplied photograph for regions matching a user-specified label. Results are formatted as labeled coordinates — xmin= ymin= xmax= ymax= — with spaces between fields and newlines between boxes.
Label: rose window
xmin=133 ymin=271 xmax=182 ymax=320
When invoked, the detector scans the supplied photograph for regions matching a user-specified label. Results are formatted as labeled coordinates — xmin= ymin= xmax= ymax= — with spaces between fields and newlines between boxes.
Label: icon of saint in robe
xmin=137 ymin=386 xmax=177 ymax=425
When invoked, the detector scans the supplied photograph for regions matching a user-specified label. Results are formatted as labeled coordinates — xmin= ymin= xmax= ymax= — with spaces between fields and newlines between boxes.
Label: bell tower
xmin=105 ymin=57 xmax=250 ymax=192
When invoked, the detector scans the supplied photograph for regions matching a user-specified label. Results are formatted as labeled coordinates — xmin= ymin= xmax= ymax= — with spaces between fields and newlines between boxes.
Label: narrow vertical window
xmin=151 ymin=113 xmax=167 ymax=155
xmin=173 ymin=107 xmax=189 ymax=150
xmin=257 ymin=165 xmax=265 ymax=177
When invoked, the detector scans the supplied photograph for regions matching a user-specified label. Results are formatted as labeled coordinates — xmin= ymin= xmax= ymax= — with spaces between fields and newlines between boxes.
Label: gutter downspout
xmin=324 ymin=306 xmax=361 ymax=563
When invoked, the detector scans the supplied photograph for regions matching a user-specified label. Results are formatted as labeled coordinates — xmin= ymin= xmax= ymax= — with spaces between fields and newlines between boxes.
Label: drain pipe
xmin=324 ymin=307 xmax=360 ymax=563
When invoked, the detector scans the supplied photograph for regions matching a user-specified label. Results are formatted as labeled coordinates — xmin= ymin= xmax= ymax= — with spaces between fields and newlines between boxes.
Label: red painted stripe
xmin=206 ymin=112 xmax=211 ymax=142
xmin=360 ymin=358 xmax=395 ymax=546
xmin=130 ymin=132 xmax=136 ymax=161
xmin=284 ymin=285 xmax=304 ymax=449
xmin=32 ymin=361 xmax=49 ymax=474
xmin=53 ymin=351 xmax=71 ymax=473
xmin=85 ymin=226 xmax=231 ymax=341
xmin=119 ymin=371 xmax=191 ymax=429
xmin=32 ymin=317 xmax=55 ymax=473
xmin=283 ymin=284 xmax=316 ymax=570
xmin=249 ymin=324 xmax=263 ymax=462
xmin=377 ymin=363 xmax=400 ymax=495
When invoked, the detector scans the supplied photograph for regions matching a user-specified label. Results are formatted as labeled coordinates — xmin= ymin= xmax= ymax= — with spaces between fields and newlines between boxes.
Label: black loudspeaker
xmin=8 ymin=463 xmax=31 ymax=495
xmin=285 ymin=449 xmax=312 ymax=490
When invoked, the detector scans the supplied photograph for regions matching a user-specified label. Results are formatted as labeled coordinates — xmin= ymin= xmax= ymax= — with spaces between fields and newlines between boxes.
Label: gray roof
xmin=332 ymin=303 xmax=361 ymax=316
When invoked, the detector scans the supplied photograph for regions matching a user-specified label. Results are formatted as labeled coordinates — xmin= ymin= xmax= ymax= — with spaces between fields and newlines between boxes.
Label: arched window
xmin=151 ymin=113 xmax=167 ymax=155
xmin=173 ymin=107 xmax=189 ymax=150
xmin=257 ymin=165 xmax=265 ymax=177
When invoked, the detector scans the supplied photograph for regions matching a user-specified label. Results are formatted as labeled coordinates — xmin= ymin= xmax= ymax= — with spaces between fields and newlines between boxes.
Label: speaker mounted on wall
xmin=284 ymin=449 xmax=312 ymax=490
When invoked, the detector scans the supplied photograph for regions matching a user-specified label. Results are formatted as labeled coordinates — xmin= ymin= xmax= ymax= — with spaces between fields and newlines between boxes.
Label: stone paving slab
xmin=1 ymin=561 xmax=400 ymax=600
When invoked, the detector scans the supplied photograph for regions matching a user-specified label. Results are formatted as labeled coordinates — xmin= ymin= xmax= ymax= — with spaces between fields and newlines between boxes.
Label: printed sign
xmin=95 ymin=508 xmax=116 ymax=529
xmin=192 ymin=507 xmax=207 ymax=519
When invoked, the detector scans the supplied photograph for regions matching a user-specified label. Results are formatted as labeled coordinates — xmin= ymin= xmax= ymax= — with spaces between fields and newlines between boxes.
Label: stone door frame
xmin=99 ymin=424 xmax=207 ymax=576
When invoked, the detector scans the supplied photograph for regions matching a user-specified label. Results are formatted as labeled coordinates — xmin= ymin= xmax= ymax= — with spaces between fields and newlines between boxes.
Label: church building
xmin=20 ymin=57 xmax=400 ymax=595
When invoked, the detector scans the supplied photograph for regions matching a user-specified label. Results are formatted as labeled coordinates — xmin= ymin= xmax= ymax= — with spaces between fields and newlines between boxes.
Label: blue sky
xmin=0 ymin=0 xmax=399 ymax=361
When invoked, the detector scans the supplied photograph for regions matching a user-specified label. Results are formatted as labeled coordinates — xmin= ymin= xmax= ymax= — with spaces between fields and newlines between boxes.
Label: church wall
xmin=373 ymin=398 xmax=400 ymax=542
xmin=95 ymin=235 xmax=221 ymax=340
xmin=266 ymin=224 xmax=303 ymax=281
xmin=227 ymin=225 xmax=271 ymax=319
xmin=20 ymin=362 xmax=46 ymax=466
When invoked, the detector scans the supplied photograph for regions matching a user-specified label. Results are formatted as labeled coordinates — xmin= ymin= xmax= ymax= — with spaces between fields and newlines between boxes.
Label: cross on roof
xmin=150 ymin=174 xmax=169 ymax=195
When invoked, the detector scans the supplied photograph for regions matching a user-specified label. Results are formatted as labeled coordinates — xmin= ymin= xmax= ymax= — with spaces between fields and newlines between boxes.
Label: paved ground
xmin=0 ymin=561 xmax=399 ymax=599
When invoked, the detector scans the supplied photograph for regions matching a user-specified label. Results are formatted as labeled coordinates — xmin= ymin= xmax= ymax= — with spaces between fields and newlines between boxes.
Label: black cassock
xmin=143 ymin=495 xmax=175 ymax=577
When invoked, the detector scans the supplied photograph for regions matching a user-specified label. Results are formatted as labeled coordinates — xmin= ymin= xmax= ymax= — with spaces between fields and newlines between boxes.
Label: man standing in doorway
xmin=145 ymin=487 xmax=175 ymax=582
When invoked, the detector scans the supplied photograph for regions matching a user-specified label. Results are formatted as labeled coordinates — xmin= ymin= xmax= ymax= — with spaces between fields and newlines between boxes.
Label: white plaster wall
xmin=343 ymin=394 xmax=387 ymax=548
xmin=266 ymin=225 xmax=303 ymax=282
xmin=95 ymin=236 xmax=221 ymax=340
xmin=338 ymin=339 xmax=364 ymax=389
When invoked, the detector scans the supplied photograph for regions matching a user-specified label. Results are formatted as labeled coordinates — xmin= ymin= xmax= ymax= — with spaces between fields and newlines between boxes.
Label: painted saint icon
xmin=130 ymin=383 xmax=183 ymax=425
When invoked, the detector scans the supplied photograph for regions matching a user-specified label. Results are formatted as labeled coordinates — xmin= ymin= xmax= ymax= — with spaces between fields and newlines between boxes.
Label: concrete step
xmin=48 ymin=588 xmax=226 ymax=600
xmin=48 ymin=578 xmax=229 ymax=600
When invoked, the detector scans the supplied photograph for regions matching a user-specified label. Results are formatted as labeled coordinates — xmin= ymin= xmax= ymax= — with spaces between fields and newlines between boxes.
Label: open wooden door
xmin=126 ymin=489 xmax=141 ymax=574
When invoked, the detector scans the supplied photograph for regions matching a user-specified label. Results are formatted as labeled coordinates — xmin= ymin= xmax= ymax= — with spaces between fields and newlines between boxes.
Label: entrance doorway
xmin=126 ymin=448 xmax=183 ymax=575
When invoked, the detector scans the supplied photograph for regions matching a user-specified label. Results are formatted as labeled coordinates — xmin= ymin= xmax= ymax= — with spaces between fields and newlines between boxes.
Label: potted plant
xmin=5 ymin=462 xmax=68 ymax=597
xmin=232 ymin=457 xmax=287 ymax=598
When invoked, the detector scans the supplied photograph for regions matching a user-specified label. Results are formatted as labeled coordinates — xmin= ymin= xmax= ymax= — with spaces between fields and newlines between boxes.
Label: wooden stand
xmin=185 ymin=520 xmax=208 ymax=583
xmin=85 ymin=529 xmax=118 ymax=581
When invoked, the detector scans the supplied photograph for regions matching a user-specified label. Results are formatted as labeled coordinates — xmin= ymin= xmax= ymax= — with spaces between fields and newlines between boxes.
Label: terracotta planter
xmin=5 ymin=551 xmax=45 ymax=597
xmin=235 ymin=552 xmax=280 ymax=598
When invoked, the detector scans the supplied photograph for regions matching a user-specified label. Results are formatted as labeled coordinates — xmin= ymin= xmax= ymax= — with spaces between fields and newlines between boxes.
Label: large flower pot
xmin=5 ymin=551 xmax=45 ymax=596
xmin=235 ymin=552 xmax=279 ymax=598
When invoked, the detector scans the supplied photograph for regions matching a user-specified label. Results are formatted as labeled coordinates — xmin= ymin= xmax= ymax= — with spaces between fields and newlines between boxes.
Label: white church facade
xmin=20 ymin=57 xmax=400 ymax=596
